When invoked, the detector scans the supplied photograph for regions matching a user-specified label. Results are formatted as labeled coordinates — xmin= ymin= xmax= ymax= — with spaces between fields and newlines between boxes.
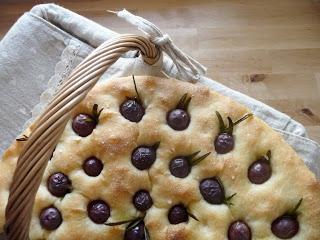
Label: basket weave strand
xmin=5 ymin=35 xmax=160 ymax=240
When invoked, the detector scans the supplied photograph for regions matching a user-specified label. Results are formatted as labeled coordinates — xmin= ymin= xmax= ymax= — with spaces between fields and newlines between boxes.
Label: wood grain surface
xmin=0 ymin=0 xmax=319 ymax=142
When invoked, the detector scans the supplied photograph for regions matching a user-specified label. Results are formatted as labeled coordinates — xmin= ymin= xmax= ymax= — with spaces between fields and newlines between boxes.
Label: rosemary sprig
xmin=265 ymin=150 xmax=272 ymax=161
xmin=104 ymin=218 xmax=139 ymax=227
xmin=214 ymin=177 xmax=237 ymax=207
xmin=176 ymin=93 xmax=192 ymax=110
xmin=223 ymin=193 xmax=237 ymax=207
xmin=183 ymin=151 xmax=211 ymax=167
xmin=124 ymin=75 xmax=144 ymax=105
xmin=187 ymin=211 xmax=199 ymax=222
xmin=187 ymin=151 xmax=201 ymax=160
xmin=127 ymin=217 xmax=145 ymax=230
xmin=16 ymin=134 xmax=29 ymax=141
xmin=287 ymin=198 xmax=303 ymax=216
xmin=105 ymin=213 xmax=151 ymax=239
xmin=92 ymin=104 xmax=103 ymax=124
xmin=105 ymin=213 xmax=145 ymax=229
xmin=85 ymin=104 xmax=104 ymax=124
xmin=215 ymin=111 xmax=253 ymax=134
xmin=233 ymin=113 xmax=254 ymax=126
xmin=187 ymin=151 xmax=211 ymax=166
xmin=216 ymin=111 xmax=225 ymax=133
xmin=132 ymin=75 xmax=142 ymax=104
xmin=152 ymin=141 xmax=161 ymax=150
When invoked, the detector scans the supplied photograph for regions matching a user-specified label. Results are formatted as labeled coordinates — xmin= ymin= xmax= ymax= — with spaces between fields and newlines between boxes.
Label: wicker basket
xmin=5 ymin=35 xmax=160 ymax=240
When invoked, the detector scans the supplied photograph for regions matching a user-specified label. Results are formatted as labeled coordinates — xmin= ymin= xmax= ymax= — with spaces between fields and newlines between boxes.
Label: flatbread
xmin=1 ymin=76 xmax=319 ymax=240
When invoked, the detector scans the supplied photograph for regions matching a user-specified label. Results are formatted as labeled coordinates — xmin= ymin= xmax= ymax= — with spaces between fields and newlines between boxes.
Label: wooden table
xmin=1 ymin=0 xmax=320 ymax=142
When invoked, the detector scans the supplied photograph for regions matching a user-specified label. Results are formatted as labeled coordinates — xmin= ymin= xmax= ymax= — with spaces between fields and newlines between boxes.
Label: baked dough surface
xmin=0 ymin=76 xmax=319 ymax=239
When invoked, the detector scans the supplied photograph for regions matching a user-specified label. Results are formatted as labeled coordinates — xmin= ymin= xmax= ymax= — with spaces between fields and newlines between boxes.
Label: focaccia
xmin=0 ymin=76 xmax=319 ymax=240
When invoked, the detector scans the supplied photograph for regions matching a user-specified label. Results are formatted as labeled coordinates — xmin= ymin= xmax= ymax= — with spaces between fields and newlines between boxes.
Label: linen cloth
xmin=0 ymin=3 xmax=319 ymax=179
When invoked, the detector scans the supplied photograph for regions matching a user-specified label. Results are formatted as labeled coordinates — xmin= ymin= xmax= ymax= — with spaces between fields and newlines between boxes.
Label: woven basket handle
xmin=5 ymin=34 xmax=160 ymax=240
